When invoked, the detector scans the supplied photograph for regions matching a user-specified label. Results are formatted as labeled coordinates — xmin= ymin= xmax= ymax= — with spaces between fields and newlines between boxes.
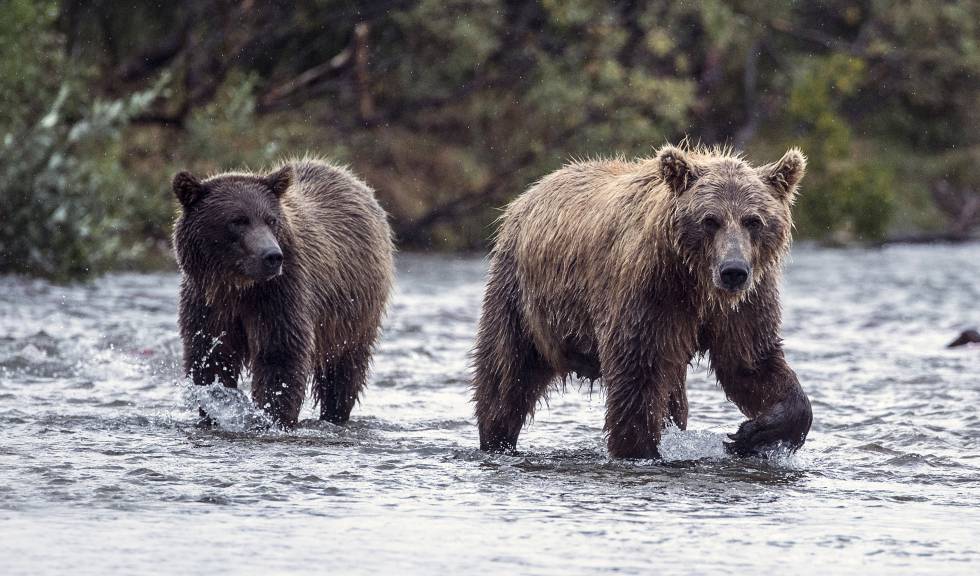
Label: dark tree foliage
xmin=1 ymin=0 xmax=978 ymax=278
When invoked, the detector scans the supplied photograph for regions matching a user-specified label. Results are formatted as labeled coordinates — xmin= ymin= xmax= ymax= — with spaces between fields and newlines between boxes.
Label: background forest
xmin=1 ymin=0 xmax=978 ymax=280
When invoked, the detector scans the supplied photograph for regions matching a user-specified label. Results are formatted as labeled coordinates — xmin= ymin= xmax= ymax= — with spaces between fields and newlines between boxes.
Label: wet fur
xmin=173 ymin=159 xmax=394 ymax=427
xmin=472 ymin=144 xmax=812 ymax=458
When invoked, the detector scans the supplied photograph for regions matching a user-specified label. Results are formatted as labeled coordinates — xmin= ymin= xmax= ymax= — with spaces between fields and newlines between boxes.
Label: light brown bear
xmin=472 ymin=144 xmax=812 ymax=458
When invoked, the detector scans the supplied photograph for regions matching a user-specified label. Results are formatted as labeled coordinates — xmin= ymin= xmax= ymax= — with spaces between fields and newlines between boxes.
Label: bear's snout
xmin=261 ymin=247 xmax=284 ymax=277
xmin=241 ymin=226 xmax=283 ymax=281
xmin=718 ymin=260 xmax=750 ymax=292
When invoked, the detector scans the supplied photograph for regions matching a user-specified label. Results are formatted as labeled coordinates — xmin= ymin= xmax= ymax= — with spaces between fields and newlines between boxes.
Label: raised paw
xmin=724 ymin=389 xmax=812 ymax=457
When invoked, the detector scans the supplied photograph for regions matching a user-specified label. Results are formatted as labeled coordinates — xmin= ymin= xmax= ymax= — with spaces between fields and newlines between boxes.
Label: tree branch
xmin=734 ymin=39 xmax=762 ymax=148
xmin=257 ymin=46 xmax=354 ymax=112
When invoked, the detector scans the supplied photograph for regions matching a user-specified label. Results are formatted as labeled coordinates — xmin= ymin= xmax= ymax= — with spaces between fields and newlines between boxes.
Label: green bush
xmin=785 ymin=54 xmax=896 ymax=242
xmin=0 ymin=0 xmax=62 ymax=132
xmin=1 ymin=0 xmax=976 ymax=277
xmin=0 ymin=80 xmax=165 ymax=280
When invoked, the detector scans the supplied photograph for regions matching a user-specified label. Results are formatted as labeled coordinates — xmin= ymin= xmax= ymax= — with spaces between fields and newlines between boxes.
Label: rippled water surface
xmin=1 ymin=245 xmax=978 ymax=575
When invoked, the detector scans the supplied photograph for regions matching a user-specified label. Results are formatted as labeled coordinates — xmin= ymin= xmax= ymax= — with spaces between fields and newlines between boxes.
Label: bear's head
xmin=657 ymin=144 xmax=806 ymax=303
xmin=172 ymin=166 xmax=292 ymax=285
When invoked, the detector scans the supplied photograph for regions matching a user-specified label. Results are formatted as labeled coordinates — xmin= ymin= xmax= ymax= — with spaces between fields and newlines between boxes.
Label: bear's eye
xmin=266 ymin=217 xmax=278 ymax=228
xmin=742 ymin=216 xmax=763 ymax=231
xmin=229 ymin=216 xmax=250 ymax=229
xmin=702 ymin=216 xmax=721 ymax=233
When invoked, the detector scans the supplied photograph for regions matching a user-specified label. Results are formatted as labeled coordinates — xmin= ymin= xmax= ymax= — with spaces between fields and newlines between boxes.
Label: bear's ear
xmin=656 ymin=144 xmax=699 ymax=196
xmin=265 ymin=165 xmax=292 ymax=198
xmin=172 ymin=171 xmax=206 ymax=208
xmin=759 ymin=148 xmax=806 ymax=202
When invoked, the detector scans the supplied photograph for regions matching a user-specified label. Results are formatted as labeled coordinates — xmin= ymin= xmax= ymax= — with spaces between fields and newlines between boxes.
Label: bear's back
xmin=499 ymin=157 xmax=672 ymax=280
xmin=280 ymin=159 xmax=394 ymax=348
xmin=289 ymin=160 xmax=386 ymax=219
xmin=492 ymin=157 xmax=679 ymax=352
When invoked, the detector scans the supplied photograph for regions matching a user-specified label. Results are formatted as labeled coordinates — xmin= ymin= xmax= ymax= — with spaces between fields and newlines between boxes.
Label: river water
xmin=0 ymin=245 xmax=978 ymax=575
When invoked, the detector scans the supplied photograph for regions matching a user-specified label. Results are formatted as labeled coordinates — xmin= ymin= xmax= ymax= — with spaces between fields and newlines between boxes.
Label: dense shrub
xmin=0 ymin=1 xmax=977 ymax=279
xmin=0 ymin=81 xmax=165 ymax=280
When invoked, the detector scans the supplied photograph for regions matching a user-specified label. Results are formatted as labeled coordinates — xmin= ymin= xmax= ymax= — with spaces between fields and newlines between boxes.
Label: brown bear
xmin=472 ymin=144 xmax=812 ymax=458
xmin=172 ymin=158 xmax=394 ymax=428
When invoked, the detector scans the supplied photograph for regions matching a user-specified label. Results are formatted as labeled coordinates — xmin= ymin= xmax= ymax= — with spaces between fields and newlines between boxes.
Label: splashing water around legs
xmin=0 ymin=247 xmax=978 ymax=573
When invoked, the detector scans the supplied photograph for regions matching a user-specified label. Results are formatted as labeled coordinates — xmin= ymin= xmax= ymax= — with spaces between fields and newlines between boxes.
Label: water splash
xmin=1 ymin=249 xmax=978 ymax=573
xmin=657 ymin=425 xmax=729 ymax=462
xmin=178 ymin=381 xmax=273 ymax=432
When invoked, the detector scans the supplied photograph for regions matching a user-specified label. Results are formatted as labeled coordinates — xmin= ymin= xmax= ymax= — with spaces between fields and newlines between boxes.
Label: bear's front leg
xmin=602 ymin=358 xmax=687 ymax=459
xmin=247 ymin=287 xmax=314 ymax=428
xmin=714 ymin=346 xmax=812 ymax=457
xmin=178 ymin=281 xmax=245 ymax=426
xmin=179 ymin=282 xmax=245 ymax=388
xmin=707 ymin=280 xmax=813 ymax=457
xmin=251 ymin=345 xmax=309 ymax=428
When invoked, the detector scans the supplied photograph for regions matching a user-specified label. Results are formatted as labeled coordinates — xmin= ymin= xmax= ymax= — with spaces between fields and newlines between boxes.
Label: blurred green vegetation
xmin=1 ymin=0 xmax=978 ymax=279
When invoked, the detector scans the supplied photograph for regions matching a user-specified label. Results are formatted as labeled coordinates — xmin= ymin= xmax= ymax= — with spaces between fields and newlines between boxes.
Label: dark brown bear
xmin=472 ymin=144 xmax=812 ymax=458
xmin=172 ymin=159 xmax=393 ymax=427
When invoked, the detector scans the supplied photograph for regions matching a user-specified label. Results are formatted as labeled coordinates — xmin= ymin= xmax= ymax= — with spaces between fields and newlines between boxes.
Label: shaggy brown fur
xmin=172 ymin=158 xmax=394 ymax=427
xmin=472 ymin=144 xmax=812 ymax=458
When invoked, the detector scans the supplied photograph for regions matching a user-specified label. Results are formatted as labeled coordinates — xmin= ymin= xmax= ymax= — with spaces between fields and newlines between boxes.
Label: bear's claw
xmin=724 ymin=389 xmax=812 ymax=457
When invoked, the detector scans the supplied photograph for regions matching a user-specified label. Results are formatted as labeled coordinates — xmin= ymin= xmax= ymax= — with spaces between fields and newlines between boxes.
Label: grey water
xmin=0 ymin=245 xmax=978 ymax=575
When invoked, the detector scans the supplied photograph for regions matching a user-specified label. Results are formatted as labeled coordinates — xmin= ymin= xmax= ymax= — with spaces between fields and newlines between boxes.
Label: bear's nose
xmin=262 ymin=248 xmax=284 ymax=272
xmin=719 ymin=261 xmax=750 ymax=291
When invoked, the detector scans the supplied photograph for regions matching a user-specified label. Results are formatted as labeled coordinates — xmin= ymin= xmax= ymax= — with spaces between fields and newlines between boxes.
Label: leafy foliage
xmin=0 ymin=1 xmax=63 ymax=132
xmin=784 ymin=54 xmax=895 ymax=241
xmin=0 ymin=80 xmax=166 ymax=280
xmin=1 ymin=0 xmax=978 ymax=278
